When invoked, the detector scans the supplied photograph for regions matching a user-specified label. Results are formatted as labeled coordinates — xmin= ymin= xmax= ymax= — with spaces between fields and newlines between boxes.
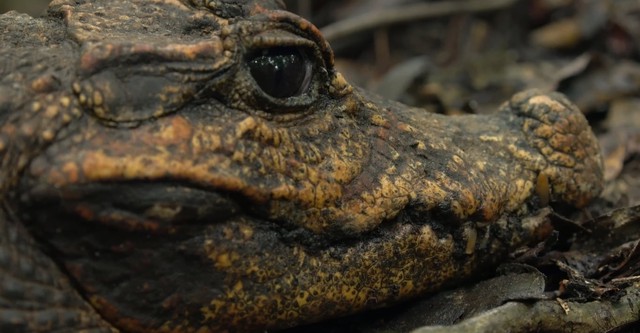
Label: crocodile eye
xmin=247 ymin=47 xmax=312 ymax=99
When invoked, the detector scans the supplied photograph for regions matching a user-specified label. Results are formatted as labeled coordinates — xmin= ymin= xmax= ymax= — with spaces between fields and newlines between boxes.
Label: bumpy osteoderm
xmin=0 ymin=0 xmax=602 ymax=332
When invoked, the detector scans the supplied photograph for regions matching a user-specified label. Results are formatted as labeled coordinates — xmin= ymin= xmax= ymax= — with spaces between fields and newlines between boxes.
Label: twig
xmin=320 ymin=0 xmax=522 ymax=44
xmin=611 ymin=275 xmax=640 ymax=284
xmin=411 ymin=282 xmax=640 ymax=333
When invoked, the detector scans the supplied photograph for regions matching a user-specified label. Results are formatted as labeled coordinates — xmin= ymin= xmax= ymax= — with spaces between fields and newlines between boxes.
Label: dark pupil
xmin=248 ymin=47 xmax=310 ymax=98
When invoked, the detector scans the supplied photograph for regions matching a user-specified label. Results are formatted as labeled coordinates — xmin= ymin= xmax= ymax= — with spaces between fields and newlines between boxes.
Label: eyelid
xmin=248 ymin=30 xmax=319 ymax=53
xmin=75 ymin=41 xmax=233 ymax=122
xmin=78 ymin=41 xmax=228 ymax=75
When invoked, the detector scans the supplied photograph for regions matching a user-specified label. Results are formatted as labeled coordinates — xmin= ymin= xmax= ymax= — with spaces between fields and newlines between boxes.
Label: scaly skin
xmin=1 ymin=0 xmax=603 ymax=332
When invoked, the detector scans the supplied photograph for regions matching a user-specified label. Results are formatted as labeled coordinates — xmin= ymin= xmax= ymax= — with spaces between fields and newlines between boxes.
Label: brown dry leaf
xmin=606 ymin=98 xmax=640 ymax=130
xmin=603 ymin=138 xmax=628 ymax=182
xmin=530 ymin=18 xmax=583 ymax=49
xmin=530 ymin=0 xmax=610 ymax=49
xmin=560 ymin=59 xmax=640 ymax=113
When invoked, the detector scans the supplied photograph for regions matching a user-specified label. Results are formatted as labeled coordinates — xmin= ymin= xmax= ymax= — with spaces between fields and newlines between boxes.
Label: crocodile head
xmin=1 ymin=0 xmax=603 ymax=332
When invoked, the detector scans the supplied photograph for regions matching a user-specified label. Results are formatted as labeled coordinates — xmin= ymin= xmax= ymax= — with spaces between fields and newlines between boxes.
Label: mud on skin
xmin=0 ymin=0 xmax=603 ymax=332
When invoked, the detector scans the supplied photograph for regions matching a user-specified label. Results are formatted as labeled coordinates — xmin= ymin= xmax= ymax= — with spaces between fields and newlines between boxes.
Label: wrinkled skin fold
xmin=0 ymin=0 xmax=603 ymax=332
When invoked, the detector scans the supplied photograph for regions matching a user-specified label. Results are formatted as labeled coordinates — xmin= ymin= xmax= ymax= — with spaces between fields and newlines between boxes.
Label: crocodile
xmin=0 ymin=0 xmax=604 ymax=332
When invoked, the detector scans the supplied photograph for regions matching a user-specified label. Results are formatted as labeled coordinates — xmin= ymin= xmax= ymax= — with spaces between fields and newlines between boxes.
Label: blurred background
xmin=0 ymin=0 xmax=49 ymax=15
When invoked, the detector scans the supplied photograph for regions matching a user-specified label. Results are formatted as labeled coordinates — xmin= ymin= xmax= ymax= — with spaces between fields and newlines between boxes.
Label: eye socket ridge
xmin=246 ymin=46 xmax=314 ymax=100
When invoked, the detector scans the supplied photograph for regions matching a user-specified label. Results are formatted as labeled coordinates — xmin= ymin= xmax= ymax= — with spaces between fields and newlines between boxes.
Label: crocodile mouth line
xmin=20 ymin=181 xmax=249 ymax=233
xmin=18 ymin=177 xmax=544 ymax=252
xmin=18 ymin=179 xmax=397 ymax=256
xmin=19 ymin=179 xmax=436 ymax=251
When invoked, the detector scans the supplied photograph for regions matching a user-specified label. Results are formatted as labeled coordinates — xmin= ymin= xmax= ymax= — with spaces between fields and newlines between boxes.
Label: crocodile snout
xmin=505 ymin=89 xmax=604 ymax=208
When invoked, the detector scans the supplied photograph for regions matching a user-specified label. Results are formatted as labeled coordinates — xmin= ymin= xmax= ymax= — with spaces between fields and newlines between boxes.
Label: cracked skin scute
xmin=0 ymin=0 xmax=603 ymax=332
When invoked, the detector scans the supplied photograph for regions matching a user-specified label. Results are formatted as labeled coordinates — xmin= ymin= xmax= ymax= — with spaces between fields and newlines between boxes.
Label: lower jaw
xmin=21 ymin=195 xmax=552 ymax=332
